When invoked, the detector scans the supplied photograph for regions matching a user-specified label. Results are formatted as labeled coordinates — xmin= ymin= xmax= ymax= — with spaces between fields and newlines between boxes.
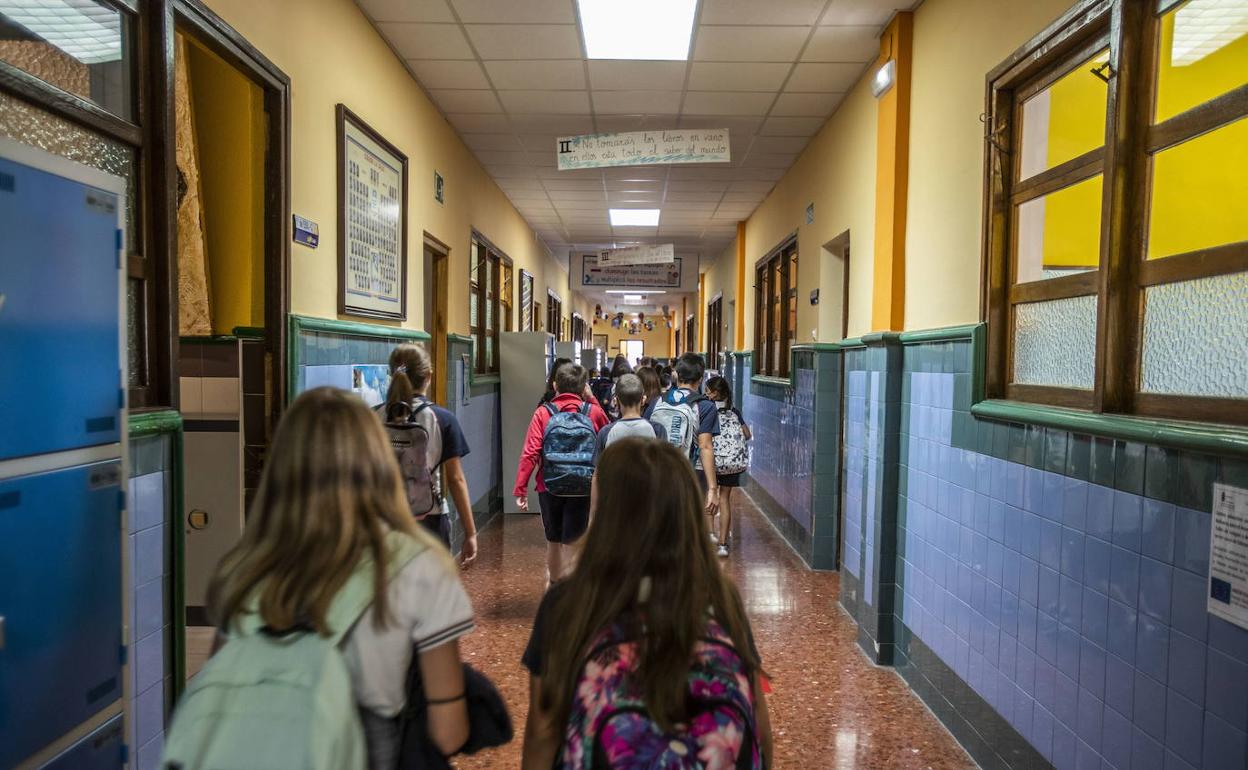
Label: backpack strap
xmin=544 ymin=402 xmax=559 ymax=419
xmin=578 ymin=401 xmax=591 ymax=416
xmin=324 ymin=530 xmax=428 ymax=646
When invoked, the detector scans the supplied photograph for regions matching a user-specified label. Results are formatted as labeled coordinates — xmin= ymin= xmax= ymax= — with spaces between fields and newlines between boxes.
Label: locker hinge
xmin=119 ymin=643 xmax=128 ymax=666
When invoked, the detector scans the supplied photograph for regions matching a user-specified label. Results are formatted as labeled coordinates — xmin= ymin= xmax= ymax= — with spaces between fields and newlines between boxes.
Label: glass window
xmin=1012 ymin=295 xmax=1098 ymax=389
xmin=0 ymin=0 xmax=133 ymax=120
xmin=467 ymin=233 xmax=512 ymax=374
xmin=1018 ymin=48 xmax=1110 ymax=180
xmin=754 ymin=241 xmax=795 ymax=377
xmin=1154 ymin=0 xmax=1248 ymax=123
xmin=1141 ymin=272 xmax=1247 ymax=397
xmin=1015 ymin=174 xmax=1103 ymax=282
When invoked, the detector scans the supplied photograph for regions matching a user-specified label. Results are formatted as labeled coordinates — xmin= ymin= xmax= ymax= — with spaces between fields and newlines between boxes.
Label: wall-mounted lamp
xmin=871 ymin=59 xmax=897 ymax=98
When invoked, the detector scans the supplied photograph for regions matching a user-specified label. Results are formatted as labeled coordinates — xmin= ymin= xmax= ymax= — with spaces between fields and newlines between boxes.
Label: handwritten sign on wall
xmin=556 ymin=129 xmax=730 ymax=170
xmin=582 ymin=255 xmax=683 ymax=288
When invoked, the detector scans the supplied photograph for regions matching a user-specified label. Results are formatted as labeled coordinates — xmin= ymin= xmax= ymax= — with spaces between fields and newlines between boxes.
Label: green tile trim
xmin=972 ymin=399 xmax=1248 ymax=458
xmin=728 ymin=350 xmax=754 ymax=359
xmin=231 ymin=326 xmax=265 ymax=339
xmin=791 ymin=342 xmax=843 ymax=351
xmin=897 ymin=324 xmax=981 ymax=345
xmin=290 ymin=314 xmax=431 ymax=342
xmin=446 ymin=332 xmax=474 ymax=345
xmin=445 ymin=332 xmax=501 ymax=387
xmin=751 ymin=375 xmax=792 ymax=387
xmin=127 ymin=409 xmax=187 ymax=696
xmin=841 ymin=337 xmax=867 ymax=349
xmin=860 ymin=331 xmax=902 ymax=347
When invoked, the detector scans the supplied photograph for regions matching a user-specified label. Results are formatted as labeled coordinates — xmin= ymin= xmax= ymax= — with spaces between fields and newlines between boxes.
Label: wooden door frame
xmin=425 ymin=232 xmax=451 ymax=405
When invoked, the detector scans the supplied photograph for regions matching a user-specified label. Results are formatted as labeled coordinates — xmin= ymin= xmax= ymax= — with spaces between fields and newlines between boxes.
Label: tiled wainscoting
xmin=445 ymin=334 xmax=503 ymax=552
xmin=836 ymin=325 xmax=1248 ymax=770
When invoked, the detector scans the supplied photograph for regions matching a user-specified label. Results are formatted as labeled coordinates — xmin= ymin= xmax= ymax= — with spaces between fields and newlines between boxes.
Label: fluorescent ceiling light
xmin=605 ymin=289 xmax=667 ymax=295
xmin=623 ymin=294 xmax=644 ymax=302
xmin=1171 ymin=0 xmax=1248 ymax=66
xmin=1 ymin=0 xmax=123 ymax=64
xmin=577 ymin=0 xmax=696 ymax=61
xmin=609 ymin=208 xmax=660 ymax=226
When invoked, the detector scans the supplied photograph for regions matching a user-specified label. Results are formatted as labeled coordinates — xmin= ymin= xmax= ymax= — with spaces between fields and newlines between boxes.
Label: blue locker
xmin=0 ymin=155 xmax=122 ymax=461
xmin=40 ymin=714 xmax=124 ymax=770
xmin=0 ymin=461 xmax=124 ymax=769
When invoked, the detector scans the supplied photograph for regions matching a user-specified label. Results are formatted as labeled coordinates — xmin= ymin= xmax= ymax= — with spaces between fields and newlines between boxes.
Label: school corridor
xmin=3 ymin=0 xmax=1247 ymax=767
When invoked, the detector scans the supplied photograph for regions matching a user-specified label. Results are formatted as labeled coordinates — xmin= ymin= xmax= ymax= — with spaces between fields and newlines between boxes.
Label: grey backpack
xmin=382 ymin=399 xmax=442 ymax=517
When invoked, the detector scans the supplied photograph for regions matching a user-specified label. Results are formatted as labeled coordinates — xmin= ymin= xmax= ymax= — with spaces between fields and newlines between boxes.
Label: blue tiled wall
xmin=445 ymin=335 xmax=502 ymax=550
xmin=127 ymin=433 xmax=175 ymax=770
xmin=847 ymin=328 xmax=1248 ymax=770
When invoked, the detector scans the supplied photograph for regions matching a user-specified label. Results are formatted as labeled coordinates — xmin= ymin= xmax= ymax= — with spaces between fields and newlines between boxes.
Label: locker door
xmin=0 ymin=461 xmax=124 ymax=769
xmin=0 ymin=156 xmax=122 ymax=461
xmin=40 ymin=714 xmax=124 ymax=770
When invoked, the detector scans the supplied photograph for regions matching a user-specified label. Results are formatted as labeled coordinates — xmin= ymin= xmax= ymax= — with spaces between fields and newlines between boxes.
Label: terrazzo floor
xmin=455 ymin=491 xmax=978 ymax=769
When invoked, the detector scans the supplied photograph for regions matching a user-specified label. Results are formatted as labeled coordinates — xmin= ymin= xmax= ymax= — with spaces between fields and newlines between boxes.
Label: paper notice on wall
xmin=598 ymin=243 xmax=674 ymax=267
xmin=1209 ymin=483 xmax=1248 ymax=630
xmin=556 ymin=129 xmax=729 ymax=170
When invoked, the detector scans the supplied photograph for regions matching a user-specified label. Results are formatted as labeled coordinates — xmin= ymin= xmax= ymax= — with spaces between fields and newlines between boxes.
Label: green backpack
xmin=161 ymin=531 xmax=427 ymax=770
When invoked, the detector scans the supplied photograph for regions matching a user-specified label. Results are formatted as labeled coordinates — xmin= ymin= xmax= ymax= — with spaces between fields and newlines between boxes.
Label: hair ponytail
xmin=384 ymin=343 xmax=432 ymax=411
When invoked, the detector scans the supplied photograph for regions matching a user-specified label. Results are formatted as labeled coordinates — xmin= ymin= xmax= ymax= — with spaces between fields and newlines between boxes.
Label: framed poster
xmin=337 ymin=104 xmax=408 ymax=320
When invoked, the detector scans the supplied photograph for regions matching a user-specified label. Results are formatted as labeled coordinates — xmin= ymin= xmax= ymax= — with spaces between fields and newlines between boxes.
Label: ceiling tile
xmin=449 ymin=0 xmax=574 ymax=23
xmin=484 ymin=60 xmax=585 ymax=90
xmin=592 ymin=91 xmax=682 ymax=115
xmin=605 ymin=179 xmax=664 ymax=191
xmin=446 ymin=113 xmax=511 ymax=132
xmin=687 ymin=62 xmax=792 ymax=92
xmin=510 ymin=114 xmax=594 ymax=133
xmin=677 ymin=115 xmax=764 ymax=135
xmin=381 ymin=22 xmax=473 ymax=59
xmin=593 ymin=115 xmax=648 ymax=132
xmin=682 ymin=91 xmax=775 ymax=116
xmin=665 ymin=191 xmax=724 ymax=202
xmin=608 ymin=193 xmax=663 ymax=204
xmin=824 ymin=0 xmax=904 ymax=27
xmin=603 ymin=166 xmax=668 ymax=180
xmin=406 ymin=59 xmax=491 ymax=89
xmin=693 ymin=26 xmax=810 ymax=62
xmin=721 ymin=191 xmax=765 ymax=202
xmin=667 ymin=166 xmax=739 ymax=180
xmin=760 ymin=115 xmax=827 ymax=136
xmin=750 ymin=135 xmax=810 ymax=153
xmin=733 ymin=166 xmax=787 ymax=180
xmin=463 ymin=133 xmax=523 ymax=151
xmin=360 ymin=0 xmax=453 ymax=23
xmin=538 ymin=166 xmax=601 ymax=179
xmin=497 ymin=90 xmax=590 ymax=114
xmin=741 ymin=152 xmax=798 ymax=168
xmin=728 ymin=179 xmax=777 ymax=191
xmin=586 ymin=60 xmax=688 ymax=90
xmin=472 ymin=149 xmax=531 ymax=165
xmin=772 ymin=91 xmax=844 ymax=116
xmin=802 ymin=25 xmax=880 ymax=62
xmin=613 ymin=226 xmax=662 ymax=237
xmin=429 ymin=89 xmax=503 ymax=113
xmin=699 ymin=0 xmax=826 ymax=25
xmin=496 ymin=177 xmax=546 ymax=190
xmin=786 ymin=62 xmax=864 ymax=91
xmin=667 ymin=179 xmax=728 ymax=192
xmin=464 ymin=24 xmax=582 ymax=59
xmin=543 ymin=179 xmax=604 ymax=191
xmin=486 ymin=164 xmax=538 ymax=178
xmin=553 ymin=199 xmax=609 ymax=211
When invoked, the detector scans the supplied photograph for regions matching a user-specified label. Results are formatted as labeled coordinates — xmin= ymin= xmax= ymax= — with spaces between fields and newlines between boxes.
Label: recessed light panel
xmin=609 ymin=208 xmax=661 ymax=226
xmin=577 ymin=0 xmax=697 ymax=61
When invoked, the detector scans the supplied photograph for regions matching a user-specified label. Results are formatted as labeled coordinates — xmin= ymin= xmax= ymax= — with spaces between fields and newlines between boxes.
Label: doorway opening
xmin=425 ymin=234 xmax=450 ymax=404
xmin=621 ymin=339 xmax=645 ymax=368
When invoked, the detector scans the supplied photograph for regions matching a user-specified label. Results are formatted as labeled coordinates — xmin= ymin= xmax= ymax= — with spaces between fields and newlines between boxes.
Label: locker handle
xmin=0 ymin=615 xmax=5 ymax=650
xmin=188 ymin=509 xmax=209 ymax=530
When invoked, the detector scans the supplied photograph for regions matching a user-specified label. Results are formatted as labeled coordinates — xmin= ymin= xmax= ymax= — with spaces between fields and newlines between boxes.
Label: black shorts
xmin=418 ymin=513 xmax=451 ymax=548
xmin=696 ymin=469 xmax=743 ymax=489
xmin=538 ymin=491 xmax=591 ymax=544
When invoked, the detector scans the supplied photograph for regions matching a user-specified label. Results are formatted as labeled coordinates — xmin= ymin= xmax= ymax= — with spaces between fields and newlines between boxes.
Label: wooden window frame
xmin=706 ymin=294 xmax=724 ymax=366
xmin=546 ymin=290 xmax=562 ymax=342
xmin=754 ymin=236 xmax=797 ymax=378
xmin=519 ymin=269 xmax=534 ymax=331
xmin=468 ymin=230 xmax=512 ymax=374
xmin=982 ymin=0 xmax=1248 ymax=424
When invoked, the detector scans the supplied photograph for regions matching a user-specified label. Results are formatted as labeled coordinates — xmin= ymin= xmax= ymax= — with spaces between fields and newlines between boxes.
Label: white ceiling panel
xmin=484 ymin=60 xmax=586 ymax=90
xmin=772 ymin=91 xmax=844 ymax=116
xmin=498 ymin=90 xmax=590 ymax=114
xmin=449 ymin=0 xmax=575 ymax=24
xmin=760 ymin=115 xmax=827 ymax=136
xmin=543 ymin=178 xmax=605 ymax=191
xmin=360 ymin=0 xmax=453 ymax=23
xmin=486 ymin=164 xmax=539 ymax=178
xmin=509 ymin=114 xmax=594 ymax=133
xmin=586 ymin=60 xmax=688 ymax=91
xmin=591 ymin=114 xmax=649 ymax=131
xmin=687 ymin=62 xmax=792 ymax=92
xmin=472 ymin=149 xmax=531 ymax=165
xmin=677 ymin=115 xmax=764 ymax=135
xmin=605 ymin=178 xmax=664 ymax=190
xmin=786 ymin=62 xmax=865 ymax=91
xmin=682 ymin=91 xmax=776 ymax=116
xmin=667 ymin=166 xmax=741 ymax=180
xmin=693 ymin=26 xmax=811 ymax=62
xmin=464 ymin=24 xmax=582 ymax=59
xmin=429 ymin=89 xmax=503 ymax=113
xmin=802 ymin=25 xmax=880 ymax=62
xmin=825 ymin=0 xmax=907 ymax=27
xmin=462 ymin=133 xmax=524 ymax=151
xmin=728 ymin=179 xmax=779 ymax=192
xmin=407 ymin=59 xmax=491 ymax=89
xmin=721 ymin=191 xmax=766 ymax=202
xmin=699 ymin=0 xmax=827 ymax=25
xmin=381 ymin=22 xmax=474 ymax=59
xmin=496 ymin=177 xmax=547 ymax=189
xmin=750 ymin=135 xmax=812 ymax=153
xmin=592 ymin=91 xmax=683 ymax=115
xmin=667 ymin=179 xmax=729 ymax=192
xmin=445 ymin=113 xmax=511 ymax=132
xmin=741 ymin=152 xmax=799 ymax=168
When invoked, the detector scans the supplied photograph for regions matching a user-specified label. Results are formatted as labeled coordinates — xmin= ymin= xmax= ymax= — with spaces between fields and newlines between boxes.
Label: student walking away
xmin=514 ymin=363 xmax=610 ymax=583
xmin=634 ymin=365 xmax=662 ymax=420
xmin=650 ymin=352 xmax=720 ymax=523
xmin=379 ymin=344 xmax=477 ymax=566
xmin=540 ymin=357 xmax=575 ymax=406
xmin=704 ymin=376 xmax=752 ymax=558
xmin=588 ymin=369 xmax=615 ymax=418
xmin=163 ymin=388 xmax=479 ymax=770
xmin=595 ymin=373 xmax=667 ymax=450
xmin=520 ymin=439 xmax=773 ymax=769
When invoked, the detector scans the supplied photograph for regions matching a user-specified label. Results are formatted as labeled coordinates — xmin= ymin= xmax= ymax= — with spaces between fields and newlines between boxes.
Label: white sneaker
xmin=717 ymin=544 xmax=729 ymax=558
xmin=710 ymin=530 xmax=718 ymax=544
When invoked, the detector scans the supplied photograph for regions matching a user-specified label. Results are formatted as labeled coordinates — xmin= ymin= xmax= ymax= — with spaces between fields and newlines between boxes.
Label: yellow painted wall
xmin=592 ymin=315 xmax=672 ymax=360
xmin=701 ymin=240 xmax=739 ymax=349
xmin=741 ymin=75 xmax=879 ymax=346
xmin=903 ymin=0 xmax=1076 ymax=329
xmin=184 ymin=36 xmax=265 ymax=334
xmin=201 ymin=0 xmax=561 ymax=335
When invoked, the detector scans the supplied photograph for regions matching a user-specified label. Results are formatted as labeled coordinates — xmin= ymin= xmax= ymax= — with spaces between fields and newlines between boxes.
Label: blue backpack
xmin=541 ymin=402 xmax=597 ymax=497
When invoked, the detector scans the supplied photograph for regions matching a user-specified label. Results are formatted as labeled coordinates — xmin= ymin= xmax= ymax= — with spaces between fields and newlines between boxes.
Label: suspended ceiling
xmin=355 ymin=0 xmax=915 ymax=266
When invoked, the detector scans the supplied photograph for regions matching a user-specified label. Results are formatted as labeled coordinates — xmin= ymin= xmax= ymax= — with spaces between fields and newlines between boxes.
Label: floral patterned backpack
xmin=558 ymin=619 xmax=763 ymax=770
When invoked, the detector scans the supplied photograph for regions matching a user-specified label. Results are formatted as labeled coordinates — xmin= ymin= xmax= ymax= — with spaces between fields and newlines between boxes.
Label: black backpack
xmin=540 ymin=402 xmax=597 ymax=497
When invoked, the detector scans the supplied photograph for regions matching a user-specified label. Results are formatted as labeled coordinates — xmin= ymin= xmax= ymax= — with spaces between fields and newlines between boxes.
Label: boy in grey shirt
xmin=596 ymin=373 xmax=667 ymax=453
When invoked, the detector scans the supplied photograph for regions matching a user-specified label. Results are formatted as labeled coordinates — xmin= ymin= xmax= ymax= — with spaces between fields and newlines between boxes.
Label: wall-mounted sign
xmin=293 ymin=214 xmax=319 ymax=248
xmin=598 ymin=243 xmax=674 ymax=267
xmin=557 ymin=129 xmax=729 ymax=170
xmin=434 ymin=170 xmax=444 ymax=204
xmin=336 ymin=104 xmax=408 ymax=321
xmin=1209 ymin=484 xmax=1248 ymax=630
xmin=582 ymin=255 xmax=682 ymax=288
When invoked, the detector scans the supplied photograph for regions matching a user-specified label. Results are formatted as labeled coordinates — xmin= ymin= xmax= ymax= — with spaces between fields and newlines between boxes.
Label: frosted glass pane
xmin=1019 ymin=48 xmax=1109 ymax=179
xmin=1141 ymin=271 xmax=1248 ymax=397
xmin=1012 ymin=295 xmax=1097 ymax=389
xmin=1015 ymin=174 xmax=1102 ymax=283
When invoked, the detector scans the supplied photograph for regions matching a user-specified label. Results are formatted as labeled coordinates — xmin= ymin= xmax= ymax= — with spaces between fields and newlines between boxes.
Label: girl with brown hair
xmin=206 ymin=387 xmax=475 ymax=769
xmin=520 ymin=438 xmax=773 ymax=768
